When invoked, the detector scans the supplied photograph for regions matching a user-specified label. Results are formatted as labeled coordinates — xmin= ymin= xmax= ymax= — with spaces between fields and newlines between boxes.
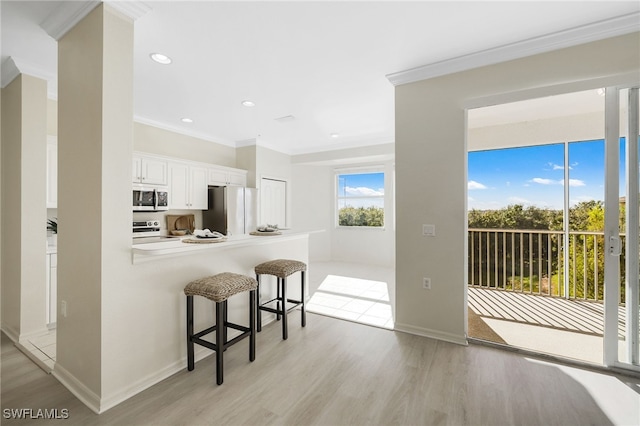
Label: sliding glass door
xmin=604 ymin=86 xmax=639 ymax=371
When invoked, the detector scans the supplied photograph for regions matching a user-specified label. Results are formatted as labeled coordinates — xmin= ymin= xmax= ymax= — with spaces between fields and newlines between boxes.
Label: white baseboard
xmin=394 ymin=322 xmax=468 ymax=346
xmin=98 ymin=317 xmax=281 ymax=412
xmin=52 ymin=364 xmax=101 ymax=414
xmin=52 ymin=316 xmax=277 ymax=414
xmin=18 ymin=327 xmax=51 ymax=342
xmin=99 ymin=346 xmax=213 ymax=413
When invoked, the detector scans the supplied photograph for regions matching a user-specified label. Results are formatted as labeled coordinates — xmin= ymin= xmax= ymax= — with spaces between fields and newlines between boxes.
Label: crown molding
xmin=386 ymin=12 xmax=640 ymax=87
xmin=40 ymin=1 xmax=101 ymax=41
xmin=40 ymin=1 xmax=151 ymax=41
xmin=236 ymin=138 xmax=258 ymax=148
xmin=1 ymin=57 xmax=56 ymax=89
xmin=105 ymin=1 xmax=152 ymax=21
xmin=133 ymin=115 xmax=236 ymax=148
xmin=1 ymin=57 xmax=20 ymax=88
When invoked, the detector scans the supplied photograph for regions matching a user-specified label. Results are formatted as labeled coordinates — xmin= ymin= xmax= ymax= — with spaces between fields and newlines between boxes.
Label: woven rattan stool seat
xmin=185 ymin=272 xmax=257 ymax=385
xmin=184 ymin=273 xmax=258 ymax=303
xmin=255 ymin=259 xmax=307 ymax=340
xmin=254 ymin=259 xmax=307 ymax=279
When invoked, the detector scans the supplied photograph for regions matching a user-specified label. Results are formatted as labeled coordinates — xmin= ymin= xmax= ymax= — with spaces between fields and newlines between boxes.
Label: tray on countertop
xmin=249 ymin=230 xmax=282 ymax=236
xmin=182 ymin=236 xmax=227 ymax=244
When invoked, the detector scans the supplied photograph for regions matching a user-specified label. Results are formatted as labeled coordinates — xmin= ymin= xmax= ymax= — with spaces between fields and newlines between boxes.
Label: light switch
xmin=422 ymin=224 xmax=435 ymax=236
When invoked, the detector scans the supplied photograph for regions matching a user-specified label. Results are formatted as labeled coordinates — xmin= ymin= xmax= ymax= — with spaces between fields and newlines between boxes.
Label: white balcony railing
xmin=468 ymin=229 xmax=626 ymax=304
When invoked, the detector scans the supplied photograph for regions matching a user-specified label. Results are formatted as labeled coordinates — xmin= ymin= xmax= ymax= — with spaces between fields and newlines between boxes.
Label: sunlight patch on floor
xmin=306 ymin=274 xmax=394 ymax=329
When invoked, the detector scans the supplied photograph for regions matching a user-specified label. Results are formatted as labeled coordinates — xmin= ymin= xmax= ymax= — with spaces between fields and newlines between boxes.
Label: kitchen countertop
xmin=131 ymin=229 xmax=322 ymax=263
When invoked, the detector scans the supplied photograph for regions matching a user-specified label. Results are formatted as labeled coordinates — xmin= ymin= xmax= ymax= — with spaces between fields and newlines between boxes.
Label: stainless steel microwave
xmin=133 ymin=185 xmax=169 ymax=212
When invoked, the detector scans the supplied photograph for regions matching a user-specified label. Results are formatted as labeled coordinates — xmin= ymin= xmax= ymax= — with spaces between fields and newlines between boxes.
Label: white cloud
xmin=570 ymin=195 xmax=601 ymax=206
xmin=344 ymin=186 xmax=384 ymax=196
xmin=531 ymin=178 xmax=556 ymax=185
xmin=560 ymin=179 xmax=586 ymax=187
xmin=548 ymin=162 xmax=573 ymax=170
xmin=468 ymin=180 xmax=488 ymax=190
xmin=530 ymin=177 xmax=586 ymax=187
xmin=508 ymin=196 xmax=531 ymax=204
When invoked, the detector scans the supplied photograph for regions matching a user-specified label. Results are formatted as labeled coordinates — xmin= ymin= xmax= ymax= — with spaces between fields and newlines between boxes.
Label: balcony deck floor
xmin=468 ymin=286 xmax=628 ymax=364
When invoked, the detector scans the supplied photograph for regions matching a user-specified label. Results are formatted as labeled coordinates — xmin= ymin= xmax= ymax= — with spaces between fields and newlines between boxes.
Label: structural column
xmin=55 ymin=3 xmax=134 ymax=410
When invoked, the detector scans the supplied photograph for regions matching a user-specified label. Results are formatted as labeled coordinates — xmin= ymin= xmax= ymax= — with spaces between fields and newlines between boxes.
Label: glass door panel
xmin=605 ymin=86 xmax=640 ymax=371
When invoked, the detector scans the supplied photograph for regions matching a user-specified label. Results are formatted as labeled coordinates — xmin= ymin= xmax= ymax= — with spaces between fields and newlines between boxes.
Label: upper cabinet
xmin=46 ymin=138 xmax=57 ymax=208
xmin=134 ymin=151 xmax=248 ymax=210
xmin=208 ymin=167 xmax=247 ymax=187
xmin=168 ymin=162 xmax=208 ymax=210
xmin=132 ymin=155 xmax=168 ymax=186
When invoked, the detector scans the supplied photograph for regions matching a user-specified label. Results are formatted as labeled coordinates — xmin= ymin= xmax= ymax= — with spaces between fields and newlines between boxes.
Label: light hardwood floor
xmin=2 ymin=312 xmax=639 ymax=425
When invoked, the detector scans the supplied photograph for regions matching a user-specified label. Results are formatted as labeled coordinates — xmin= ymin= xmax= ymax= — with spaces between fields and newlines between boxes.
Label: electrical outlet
xmin=422 ymin=224 xmax=435 ymax=236
xmin=61 ymin=300 xmax=67 ymax=318
xmin=423 ymin=277 xmax=431 ymax=290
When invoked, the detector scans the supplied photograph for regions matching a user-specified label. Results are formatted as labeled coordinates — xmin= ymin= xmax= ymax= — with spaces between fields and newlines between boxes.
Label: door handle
xmin=609 ymin=235 xmax=621 ymax=256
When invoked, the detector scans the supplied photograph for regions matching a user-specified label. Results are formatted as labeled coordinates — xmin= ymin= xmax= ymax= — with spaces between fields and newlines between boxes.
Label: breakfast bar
xmin=110 ymin=229 xmax=318 ymax=402
xmin=131 ymin=230 xmax=316 ymax=263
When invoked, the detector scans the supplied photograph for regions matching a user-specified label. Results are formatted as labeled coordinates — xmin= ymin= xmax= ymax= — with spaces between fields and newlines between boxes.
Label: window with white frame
xmin=336 ymin=169 xmax=385 ymax=227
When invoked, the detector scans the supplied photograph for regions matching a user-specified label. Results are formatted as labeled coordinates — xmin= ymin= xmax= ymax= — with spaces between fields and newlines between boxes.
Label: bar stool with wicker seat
xmin=184 ymin=272 xmax=257 ymax=385
xmin=254 ymin=259 xmax=307 ymax=340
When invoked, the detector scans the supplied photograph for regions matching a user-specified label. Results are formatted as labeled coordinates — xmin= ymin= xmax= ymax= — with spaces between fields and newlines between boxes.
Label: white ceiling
xmin=2 ymin=1 xmax=639 ymax=155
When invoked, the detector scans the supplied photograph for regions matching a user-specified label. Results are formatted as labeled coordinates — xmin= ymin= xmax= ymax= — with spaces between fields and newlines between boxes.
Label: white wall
xmin=0 ymin=74 xmax=49 ymax=341
xmin=291 ymin=145 xmax=395 ymax=267
xmin=133 ymin=122 xmax=236 ymax=167
xmin=291 ymin=164 xmax=332 ymax=262
xmin=394 ymin=32 xmax=640 ymax=344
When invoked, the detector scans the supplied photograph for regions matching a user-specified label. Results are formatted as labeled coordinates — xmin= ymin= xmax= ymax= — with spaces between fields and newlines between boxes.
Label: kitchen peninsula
xmin=101 ymin=229 xmax=318 ymax=412
xmin=131 ymin=230 xmax=317 ymax=263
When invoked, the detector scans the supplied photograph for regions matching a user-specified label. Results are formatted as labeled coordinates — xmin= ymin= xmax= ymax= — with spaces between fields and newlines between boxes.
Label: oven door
xmin=133 ymin=187 xmax=156 ymax=211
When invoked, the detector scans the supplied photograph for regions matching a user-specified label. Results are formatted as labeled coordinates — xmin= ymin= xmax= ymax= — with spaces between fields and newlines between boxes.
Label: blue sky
xmin=468 ymin=139 xmax=613 ymax=210
xmin=337 ymin=172 xmax=384 ymax=208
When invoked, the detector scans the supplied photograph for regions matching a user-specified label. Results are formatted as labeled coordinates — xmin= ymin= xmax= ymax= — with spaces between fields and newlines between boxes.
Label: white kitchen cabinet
xmin=46 ymin=138 xmax=57 ymax=208
xmin=132 ymin=155 xmax=168 ymax=185
xmin=168 ymin=162 xmax=208 ymax=209
xmin=45 ymin=252 xmax=57 ymax=326
xmin=208 ymin=167 xmax=247 ymax=187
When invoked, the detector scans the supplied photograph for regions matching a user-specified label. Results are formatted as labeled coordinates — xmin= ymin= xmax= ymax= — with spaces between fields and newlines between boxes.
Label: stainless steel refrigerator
xmin=202 ymin=186 xmax=258 ymax=236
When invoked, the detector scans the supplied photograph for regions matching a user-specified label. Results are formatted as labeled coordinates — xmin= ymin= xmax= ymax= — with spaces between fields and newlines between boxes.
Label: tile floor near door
xmin=306 ymin=261 xmax=395 ymax=329
xmin=20 ymin=330 xmax=56 ymax=372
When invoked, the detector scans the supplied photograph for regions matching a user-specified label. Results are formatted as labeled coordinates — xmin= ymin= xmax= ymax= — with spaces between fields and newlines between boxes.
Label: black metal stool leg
xmin=276 ymin=278 xmax=281 ymax=321
xmin=256 ymin=274 xmax=262 ymax=332
xmin=216 ymin=301 xmax=224 ymax=385
xmin=301 ymin=270 xmax=306 ymax=327
xmin=281 ymin=277 xmax=288 ymax=340
xmin=249 ymin=289 xmax=256 ymax=361
xmin=222 ymin=300 xmax=228 ymax=351
xmin=187 ymin=295 xmax=194 ymax=371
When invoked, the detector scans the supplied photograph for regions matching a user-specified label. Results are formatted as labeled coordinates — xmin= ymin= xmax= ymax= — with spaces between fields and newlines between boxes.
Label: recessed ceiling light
xmin=181 ymin=118 xmax=193 ymax=123
xmin=330 ymin=133 xmax=340 ymax=138
xmin=241 ymin=100 xmax=255 ymax=107
xmin=150 ymin=53 xmax=172 ymax=65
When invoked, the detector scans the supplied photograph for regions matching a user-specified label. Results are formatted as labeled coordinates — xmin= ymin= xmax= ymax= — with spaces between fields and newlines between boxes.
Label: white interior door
xmin=260 ymin=178 xmax=287 ymax=227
